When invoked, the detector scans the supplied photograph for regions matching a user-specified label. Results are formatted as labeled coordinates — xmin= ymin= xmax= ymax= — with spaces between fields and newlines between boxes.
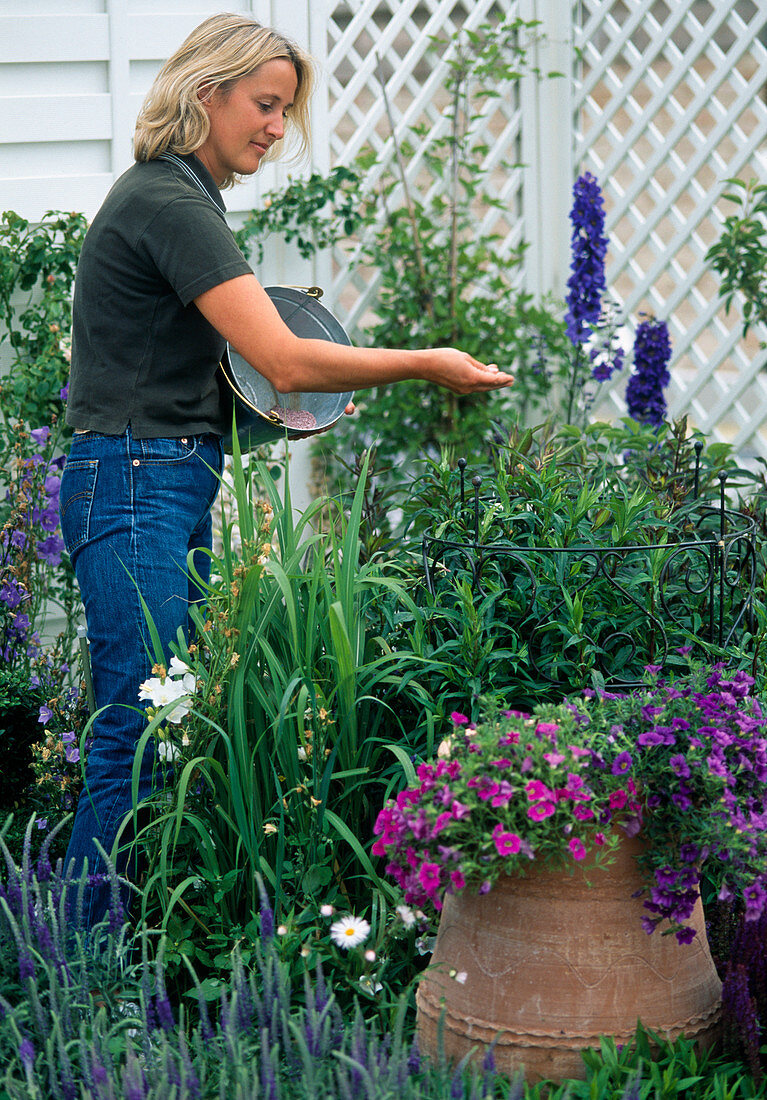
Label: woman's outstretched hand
xmin=420 ymin=348 xmax=514 ymax=394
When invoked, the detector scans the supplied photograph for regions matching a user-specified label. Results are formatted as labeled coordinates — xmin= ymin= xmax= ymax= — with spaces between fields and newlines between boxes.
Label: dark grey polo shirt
xmin=66 ymin=154 xmax=252 ymax=438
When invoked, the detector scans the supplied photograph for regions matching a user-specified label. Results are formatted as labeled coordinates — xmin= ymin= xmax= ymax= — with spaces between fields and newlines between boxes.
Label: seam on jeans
xmin=60 ymin=460 xmax=99 ymax=555
xmin=82 ymin=771 xmax=137 ymax=927
xmin=138 ymin=436 xmax=200 ymax=465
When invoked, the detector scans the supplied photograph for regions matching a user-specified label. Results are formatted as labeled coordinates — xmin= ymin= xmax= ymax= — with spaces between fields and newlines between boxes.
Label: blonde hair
xmin=134 ymin=13 xmax=314 ymax=187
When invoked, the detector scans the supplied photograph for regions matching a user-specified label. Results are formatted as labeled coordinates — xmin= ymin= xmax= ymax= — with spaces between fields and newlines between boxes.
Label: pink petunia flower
xmin=527 ymin=801 xmax=556 ymax=821
xmin=569 ymin=837 xmax=587 ymax=860
xmin=492 ymin=824 xmax=522 ymax=855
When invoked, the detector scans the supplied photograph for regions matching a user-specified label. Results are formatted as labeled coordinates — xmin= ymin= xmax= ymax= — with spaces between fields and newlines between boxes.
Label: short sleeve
xmin=138 ymin=193 xmax=253 ymax=306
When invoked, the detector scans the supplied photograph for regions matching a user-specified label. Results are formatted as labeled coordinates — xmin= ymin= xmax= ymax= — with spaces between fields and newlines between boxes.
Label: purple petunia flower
xmin=611 ymin=751 xmax=633 ymax=775
xmin=670 ymin=754 xmax=691 ymax=778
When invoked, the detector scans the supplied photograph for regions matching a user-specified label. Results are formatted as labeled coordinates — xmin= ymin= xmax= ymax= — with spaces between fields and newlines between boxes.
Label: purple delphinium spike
xmin=122 ymin=1047 xmax=149 ymax=1100
xmin=140 ymin=941 xmax=158 ymax=1034
xmin=621 ymin=1074 xmax=643 ymax=1100
xmin=259 ymin=1026 xmax=279 ymax=1100
xmin=565 ymin=172 xmax=608 ymax=346
xmin=231 ymin=951 xmax=255 ymax=1035
xmin=625 ymin=317 xmax=672 ymax=426
xmin=178 ymin=1030 xmax=202 ymax=1100
xmin=154 ymin=975 xmax=175 ymax=1033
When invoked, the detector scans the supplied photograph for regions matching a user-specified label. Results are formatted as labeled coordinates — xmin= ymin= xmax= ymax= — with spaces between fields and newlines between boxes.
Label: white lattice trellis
xmin=323 ymin=0 xmax=767 ymax=459
xmin=576 ymin=0 xmax=767 ymax=457
xmin=325 ymin=0 xmax=529 ymax=333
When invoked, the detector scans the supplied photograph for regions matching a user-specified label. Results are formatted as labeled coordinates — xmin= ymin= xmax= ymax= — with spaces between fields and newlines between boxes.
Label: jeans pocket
xmin=59 ymin=458 xmax=99 ymax=555
xmin=135 ymin=436 xmax=198 ymax=465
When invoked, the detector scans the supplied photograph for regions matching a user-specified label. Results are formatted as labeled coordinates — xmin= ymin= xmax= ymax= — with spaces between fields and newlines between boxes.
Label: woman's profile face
xmin=195 ymin=58 xmax=299 ymax=185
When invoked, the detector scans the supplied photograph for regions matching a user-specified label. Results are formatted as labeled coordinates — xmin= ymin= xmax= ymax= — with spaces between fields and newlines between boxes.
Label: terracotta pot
xmin=416 ymin=836 xmax=722 ymax=1083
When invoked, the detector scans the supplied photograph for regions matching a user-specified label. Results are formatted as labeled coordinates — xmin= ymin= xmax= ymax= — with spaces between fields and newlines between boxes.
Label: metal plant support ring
xmin=421 ymin=461 xmax=758 ymax=693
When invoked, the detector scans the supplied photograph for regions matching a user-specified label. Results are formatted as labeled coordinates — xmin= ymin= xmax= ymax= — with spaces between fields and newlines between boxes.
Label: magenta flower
xmin=450 ymin=868 xmax=466 ymax=890
xmin=524 ymin=779 xmax=554 ymax=801
xmin=492 ymin=825 xmax=522 ymax=856
xmin=569 ymin=837 xmax=587 ymax=860
xmin=527 ymin=801 xmax=556 ymax=822
xmin=536 ymin=722 xmax=560 ymax=736
xmin=418 ymin=862 xmax=441 ymax=896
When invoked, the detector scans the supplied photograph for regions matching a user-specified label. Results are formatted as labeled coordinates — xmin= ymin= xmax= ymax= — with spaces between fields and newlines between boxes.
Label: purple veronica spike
xmin=19 ymin=1037 xmax=34 ymax=1070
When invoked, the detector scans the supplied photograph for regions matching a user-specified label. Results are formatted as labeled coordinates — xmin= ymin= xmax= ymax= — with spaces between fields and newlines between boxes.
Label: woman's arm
xmin=194 ymin=274 xmax=514 ymax=395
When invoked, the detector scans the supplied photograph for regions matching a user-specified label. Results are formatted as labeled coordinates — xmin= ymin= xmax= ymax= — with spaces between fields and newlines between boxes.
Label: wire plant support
xmin=422 ymin=449 xmax=758 ymax=693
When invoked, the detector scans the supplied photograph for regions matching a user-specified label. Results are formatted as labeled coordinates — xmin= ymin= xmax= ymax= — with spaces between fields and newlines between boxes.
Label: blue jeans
xmin=59 ymin=427 xmax=223 ymax=927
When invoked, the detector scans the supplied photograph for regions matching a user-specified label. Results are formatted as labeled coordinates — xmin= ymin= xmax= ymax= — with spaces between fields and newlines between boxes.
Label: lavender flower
xmin=625 ymin=317 xmax=672 ymax=425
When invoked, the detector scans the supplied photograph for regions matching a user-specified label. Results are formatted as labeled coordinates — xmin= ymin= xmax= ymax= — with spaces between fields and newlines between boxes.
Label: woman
xmin=59 ymin=13 xmax=514 ymax=928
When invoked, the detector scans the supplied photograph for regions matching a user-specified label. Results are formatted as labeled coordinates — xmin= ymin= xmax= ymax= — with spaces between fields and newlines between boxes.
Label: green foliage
xmin=706 ymin=178 xmax=767 ymax=342
xmin=233 ymin=165 xmax=364 ymax=262
xmin=374 ymin=418 xmax=762 ymax=717
xmin=131 ymin=446 xmax=443 ymax=1002
xmin=0 ymin=670 xmax=42 ymax=816
xmin=0 ymin=210 xmax=86 ymax=786
xmin=0 ymin=209 xmax=86 ymax=430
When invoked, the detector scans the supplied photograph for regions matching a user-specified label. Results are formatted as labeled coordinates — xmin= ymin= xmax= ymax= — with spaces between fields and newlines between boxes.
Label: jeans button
xmin=132 ymin=459 xmax=140 ymax=466
xmin=181 ymin=437 xmax=188 ymax=444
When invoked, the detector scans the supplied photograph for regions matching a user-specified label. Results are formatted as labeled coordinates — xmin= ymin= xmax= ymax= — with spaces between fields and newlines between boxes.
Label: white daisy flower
xmin=330 ymin=914 xmax=370 ymax=950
